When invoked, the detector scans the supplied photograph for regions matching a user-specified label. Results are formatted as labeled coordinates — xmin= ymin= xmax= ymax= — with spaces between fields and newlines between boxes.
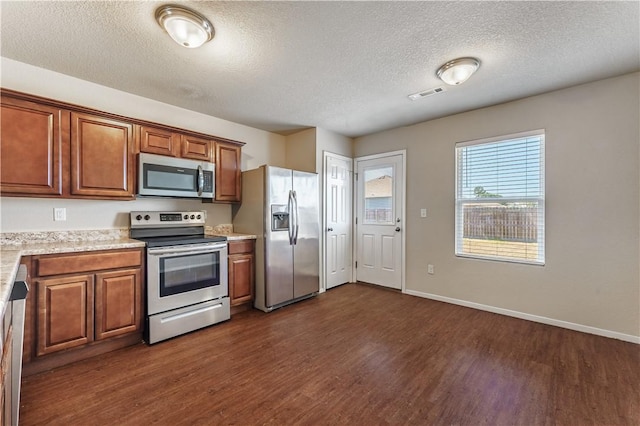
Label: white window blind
xmin=455 ymin=130 xmax=545 ymax=264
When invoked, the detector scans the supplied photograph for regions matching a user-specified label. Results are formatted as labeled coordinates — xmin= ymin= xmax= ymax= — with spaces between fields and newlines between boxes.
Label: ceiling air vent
xmin=408 ymin=86 xmax=447 ymax=101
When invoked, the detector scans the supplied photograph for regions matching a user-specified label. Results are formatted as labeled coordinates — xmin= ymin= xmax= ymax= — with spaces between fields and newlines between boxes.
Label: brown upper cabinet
xmin=181 ymin=135 xmax=213 ymax=162
xmin=139 ymin=125 xmax=178 ymax=157
xmin=215 ymin=141 xmax=242 ymax=202
xmin=1 ymin=93 xmax=135 ymax=200
xmin=71 ymin=112 xmax=135 ymax=198
xmin=0 ymin=96 xmax=67 ymax=196
xmin=140 ymin=126 xmax=213 ymax=162
xmin=0 ymin=89 xmax=244 ymax=202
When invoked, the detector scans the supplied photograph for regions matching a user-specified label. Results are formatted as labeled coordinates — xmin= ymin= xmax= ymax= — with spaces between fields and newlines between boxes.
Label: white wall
xmin=0 ymin=57 xmax=287 ymax=231
xmin=354 ymin=73 xmax=640 ymax=340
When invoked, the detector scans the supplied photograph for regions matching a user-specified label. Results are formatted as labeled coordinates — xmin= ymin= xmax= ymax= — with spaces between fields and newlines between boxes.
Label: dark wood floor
xmin=20 ymin=283 xmax=639 ymax=425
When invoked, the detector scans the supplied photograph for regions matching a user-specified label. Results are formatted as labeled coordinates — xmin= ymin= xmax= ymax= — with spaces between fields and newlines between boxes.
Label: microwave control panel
xmin=203 ymin=171 xmax=213 ymax=192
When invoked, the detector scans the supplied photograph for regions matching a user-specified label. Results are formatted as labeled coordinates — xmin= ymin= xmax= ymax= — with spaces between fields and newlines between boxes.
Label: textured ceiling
xmin=1 ymin=1 xmax=638 ymax=138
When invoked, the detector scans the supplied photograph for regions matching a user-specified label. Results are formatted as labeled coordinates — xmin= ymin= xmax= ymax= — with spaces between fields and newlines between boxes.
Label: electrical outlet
xmin=53 ymin=207 xmax=66 ymax=221
xmin=420 ymin=208 xmax=427 ymax=218
xmin=427 ymin=264 xmax=434 ymax=275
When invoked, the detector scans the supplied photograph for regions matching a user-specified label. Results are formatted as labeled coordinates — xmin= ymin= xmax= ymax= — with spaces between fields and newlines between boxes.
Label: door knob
xmin=395 ymin=227 xmax=401 ymax=232
xmin=327 ymin=227 xmax=334 ymax=232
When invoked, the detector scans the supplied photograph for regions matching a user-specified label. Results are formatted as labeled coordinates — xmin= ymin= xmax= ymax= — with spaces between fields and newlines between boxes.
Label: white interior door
xmin=324 ymin=152 xmax=353 ymax=289
xmin=355 ymin=152 xmax=405 ymax=289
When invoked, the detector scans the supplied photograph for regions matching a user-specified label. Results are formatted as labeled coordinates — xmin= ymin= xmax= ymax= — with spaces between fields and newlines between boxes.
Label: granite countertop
xmin=209 ymin=232 xmax=258 ymax=241
xmin=205 ymin=225 xmax=257 ymax=241
xmin=0 ymin=229 xmax=145 ymax=316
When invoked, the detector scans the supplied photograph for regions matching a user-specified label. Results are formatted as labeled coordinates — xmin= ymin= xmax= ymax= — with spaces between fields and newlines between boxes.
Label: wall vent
xmin=408 ymin=86 xmax=447 ymax=100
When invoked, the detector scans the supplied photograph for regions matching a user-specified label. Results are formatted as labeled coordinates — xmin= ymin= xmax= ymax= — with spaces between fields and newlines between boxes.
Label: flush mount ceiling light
xmin=436 ymin=57 xmax=480 ymax=86
xmin=155 ymin=4 xmax=214 ymax=48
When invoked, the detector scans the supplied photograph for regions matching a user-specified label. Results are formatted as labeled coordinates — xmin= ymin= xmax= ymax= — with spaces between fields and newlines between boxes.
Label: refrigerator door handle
xmin=292 ymin=190 xmax=299 ymax=245
xmin=287 ymin=190 xmax=295 ymax=245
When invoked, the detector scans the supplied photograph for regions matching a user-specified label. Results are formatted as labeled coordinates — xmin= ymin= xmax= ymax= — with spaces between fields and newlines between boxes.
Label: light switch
xmin=420 ymin=208 xmax=427 ymax=218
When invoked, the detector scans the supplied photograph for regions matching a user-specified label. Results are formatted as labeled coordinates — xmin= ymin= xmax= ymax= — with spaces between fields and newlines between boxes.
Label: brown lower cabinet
xmin=23 ymin=248 xmax=143 ymax=375
xmin=228 ymin=240 xmax=255 ymax=307
xmin=36 ymin=274 xmax=94 ymax=356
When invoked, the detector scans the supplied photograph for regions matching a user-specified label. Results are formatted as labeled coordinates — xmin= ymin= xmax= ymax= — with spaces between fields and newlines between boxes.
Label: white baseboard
xmin=403 ymin=289 xmax=640 ymax=344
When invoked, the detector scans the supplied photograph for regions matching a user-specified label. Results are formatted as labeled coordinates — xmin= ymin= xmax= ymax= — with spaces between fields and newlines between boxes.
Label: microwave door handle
xmin=197 ymin=165 xmax=204 ymax=196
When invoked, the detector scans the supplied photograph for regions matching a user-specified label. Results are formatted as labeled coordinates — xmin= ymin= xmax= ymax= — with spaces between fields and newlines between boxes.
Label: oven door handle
xmin=148 ymin=243 xmax=227 ymax=256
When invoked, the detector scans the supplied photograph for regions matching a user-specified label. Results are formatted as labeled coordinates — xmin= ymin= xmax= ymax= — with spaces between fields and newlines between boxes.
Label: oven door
xmin=147 ymin=242 xmax=228 ymax=315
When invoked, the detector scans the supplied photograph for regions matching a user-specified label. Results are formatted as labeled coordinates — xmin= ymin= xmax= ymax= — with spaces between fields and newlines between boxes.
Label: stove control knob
xmin=190 ymin=214 xmax=195 ymax=219
xmin=184 ymin=215 xmax=189 ymax=220
xmin=136 ymin=215 xmax=142 ymax=221
xmin=144 ymin=215 xmax=150 ymax=221
xmin=196 ymin=214 xmax=201 ymax=219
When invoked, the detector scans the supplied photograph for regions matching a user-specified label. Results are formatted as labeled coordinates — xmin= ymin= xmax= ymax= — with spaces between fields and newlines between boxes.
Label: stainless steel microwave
xmin=138 ymin=153 xmax=214 ymax=198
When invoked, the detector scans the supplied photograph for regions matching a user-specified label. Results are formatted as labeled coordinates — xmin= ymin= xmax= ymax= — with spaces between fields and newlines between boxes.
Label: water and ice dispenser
xmin=271 ymin=205 xmax=289 ymax=231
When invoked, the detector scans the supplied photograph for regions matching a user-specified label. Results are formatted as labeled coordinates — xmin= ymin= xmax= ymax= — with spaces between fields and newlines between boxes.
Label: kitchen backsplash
xmin=1 ymin=223 xmax=237 ymax=246
xmin=0 ymin=197 xmax=232 ymax=233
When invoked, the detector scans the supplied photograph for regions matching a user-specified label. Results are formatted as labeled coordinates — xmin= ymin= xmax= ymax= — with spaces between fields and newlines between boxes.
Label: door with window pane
xmin=355 ymin=153 xmax=404 ymax=289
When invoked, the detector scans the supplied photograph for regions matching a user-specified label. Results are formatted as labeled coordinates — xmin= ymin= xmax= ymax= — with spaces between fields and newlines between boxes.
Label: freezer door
xmin=265 ymin=166 xmax=294 ymax=307
xmin=292 ymin=170 xmax=320 ymax=298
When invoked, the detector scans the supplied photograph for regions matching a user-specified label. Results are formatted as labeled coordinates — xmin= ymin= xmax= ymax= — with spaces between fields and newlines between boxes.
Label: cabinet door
xmin=181 ymin=135 xmax=212 ymax=161
xmin=0 ymin=96 xmax=66 ymax=196
xmin=70 ymin=112 xmax=135 ymax=198
xmin=36 ymin=275 xmax=94 ymax=356
xmin=94 ymin=268 xmax=141 ymax=340
xmin=215 ymin=142 xmax=242 ymax=202
xmin=140 ymin=125 xmax=178 ymax=157
xmin=229 ymin=254 xmax=254 ymax=306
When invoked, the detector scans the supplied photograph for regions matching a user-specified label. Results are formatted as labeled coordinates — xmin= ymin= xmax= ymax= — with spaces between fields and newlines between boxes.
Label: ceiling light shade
xmin=155 ymin=5 xmax=214 ymax=48
xmin=436 ymin=57 xmax=480 ymax=85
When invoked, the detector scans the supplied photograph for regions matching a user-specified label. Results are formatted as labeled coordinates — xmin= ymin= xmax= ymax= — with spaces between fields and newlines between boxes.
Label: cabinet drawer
xmin=228 ymin=240 xmax=254 ymax=255
xmin=35 ymin=249 xmax=142 ymax=277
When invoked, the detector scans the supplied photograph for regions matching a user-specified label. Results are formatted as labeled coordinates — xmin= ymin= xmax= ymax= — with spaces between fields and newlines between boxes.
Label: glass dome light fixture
xmin=436 ymin=57 xmax=480 ymax=86
xmin=155 ymin=4 xmax=214 ymax=48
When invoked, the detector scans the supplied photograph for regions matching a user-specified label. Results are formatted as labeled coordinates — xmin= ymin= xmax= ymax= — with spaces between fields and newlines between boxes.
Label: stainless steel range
xmin=130 ymin=211 xmax=229 ymax=344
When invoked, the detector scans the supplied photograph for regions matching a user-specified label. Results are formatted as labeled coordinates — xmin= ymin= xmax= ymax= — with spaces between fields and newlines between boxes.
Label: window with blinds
xmin=455 ymin=130 xmax=545 ymax=265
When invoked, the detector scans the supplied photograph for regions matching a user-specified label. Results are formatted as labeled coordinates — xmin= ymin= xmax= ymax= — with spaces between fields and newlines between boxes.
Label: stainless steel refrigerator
xmin=233 ymin=165 xmax=320 ymax=312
